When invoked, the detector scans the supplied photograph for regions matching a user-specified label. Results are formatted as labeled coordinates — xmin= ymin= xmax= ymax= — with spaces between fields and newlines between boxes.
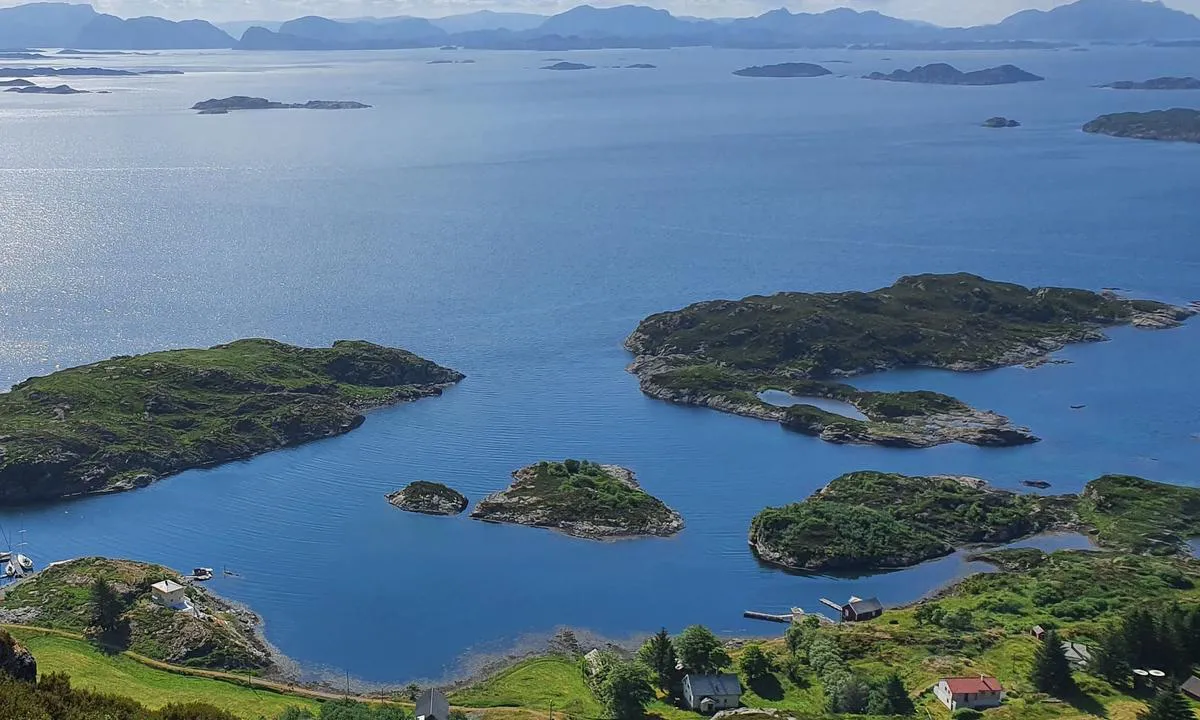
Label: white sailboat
xmin=2 ymin=561 xmax=14 ymax=578
xmin=16 ymin=554 xmax=33 ymax=571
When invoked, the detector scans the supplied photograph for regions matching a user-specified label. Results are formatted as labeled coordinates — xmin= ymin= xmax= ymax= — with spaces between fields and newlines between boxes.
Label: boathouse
xmin=416 ymin=689 xmax=450 ymax=720
xmin=150 ymin=579 xmax=188 ymax=610
xmin=934 ymin=676 xmax=1005 ymax=711
xmin=682 ymin=673 xmax=741 ymax=713
xmin=842 ymin=597 xmax=883 ymax=622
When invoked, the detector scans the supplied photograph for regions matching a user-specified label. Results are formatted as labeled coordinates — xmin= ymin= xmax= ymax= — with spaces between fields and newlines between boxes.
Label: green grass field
xmin=9 ymin=629 xmax=319 ymax=719
xmin=449 ymin=656 xmax=603 ymax=718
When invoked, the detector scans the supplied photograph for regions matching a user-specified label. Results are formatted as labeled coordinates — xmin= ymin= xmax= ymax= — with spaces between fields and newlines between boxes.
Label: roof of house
xmin=685 ymin=673 xmax=742 ymax=698
xmin=846 ymin=597 xmax=883 ymax=615
xmin=415 ymin=688 xmax=450 ymax=719
xmin=1032 ymin=625 xmax=1045 ymax=633
xmin=942 ymin=676 xmax=1004 ymax=694
xmin=1062 ymin=642 xmax=1093 ymax=663
xmin=151 ymin=579 xmax=185 ymax=594
xmin=1181 ymin=675 xmax=1200 ymax=699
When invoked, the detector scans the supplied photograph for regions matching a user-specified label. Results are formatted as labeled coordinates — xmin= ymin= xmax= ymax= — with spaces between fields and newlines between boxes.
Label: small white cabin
xmin=150 ymin=579 xmax=188 ymax=610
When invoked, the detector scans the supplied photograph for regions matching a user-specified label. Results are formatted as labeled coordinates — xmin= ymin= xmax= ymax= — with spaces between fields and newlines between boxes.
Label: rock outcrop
xmin=387 ymin=481 xmax=469 ymax=516
xmin=0 ymin=629 xmax=36 ymax=682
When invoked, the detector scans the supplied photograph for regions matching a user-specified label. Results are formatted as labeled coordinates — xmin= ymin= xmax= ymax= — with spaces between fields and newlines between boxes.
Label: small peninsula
xmin=749 ymin=472 xmax=1072 ymax=572
xmin=470 ymin=460 xmax=683 ymax=539
xmin=0 ymin=339 xmax=462 ymax=504
xmin=387 ymin=481 xmax=469 ymax=516
xmin=543 ymin=61 xmax=594 ymax=71
xmin=5 ymin=83 xmax=88 ymax=94
xmin=864 ymin=63 xmax=1044 ymax=86
xmin=0 ymin=557 xmax=272 ymax=671
xmin=625 ymin=273 xmax=1194 ymax=448
xmin=733 ymin=62 xmax=832 ymax=78
xmin=983 ymin=116 xmax=1020 ymax=128
xmin=192 ymin=96 xmax=371 ymax=113
xmin=1083 ymin=108 xmax=1200 ymax=143
xmin=1101 ymin=76 xmax=1200 ymax=90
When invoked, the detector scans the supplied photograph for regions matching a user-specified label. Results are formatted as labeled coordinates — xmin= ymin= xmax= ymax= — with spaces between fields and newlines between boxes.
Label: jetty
xmin=744 ymin=607 xmax=836 ymax=624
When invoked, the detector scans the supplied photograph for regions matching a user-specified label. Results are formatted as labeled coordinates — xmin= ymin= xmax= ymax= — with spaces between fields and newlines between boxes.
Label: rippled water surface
xmin=1 ymin=46 xmax=1198 ymax=682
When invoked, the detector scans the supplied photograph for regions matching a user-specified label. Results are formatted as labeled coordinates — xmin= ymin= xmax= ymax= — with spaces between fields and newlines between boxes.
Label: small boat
xmin=193 ymin=567 xmax=214 ymax=581
xmin=3 ymin=562 xmax=14 ymax=578
xmin=16 ymin=554 xmax=32 ymax=571
xmin=1070 ymin=404 xmax=1086 ymax=410
xmin=0 ymin=551 xmax=10 ymax=562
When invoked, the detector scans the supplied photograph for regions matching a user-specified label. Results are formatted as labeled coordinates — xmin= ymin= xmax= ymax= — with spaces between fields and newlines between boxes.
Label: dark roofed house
xmin=1062 ymin=641 xmax=1093 ymax=668
xmin=843 ymin=596 xmax=883 ymax=622
xmin=682 ymin=673 xmax=741 ymax=714
xmin=416 ymin=689 xmax=450 ymax=720
xmin=1182 ymin=675 xmax=1200 ymax=701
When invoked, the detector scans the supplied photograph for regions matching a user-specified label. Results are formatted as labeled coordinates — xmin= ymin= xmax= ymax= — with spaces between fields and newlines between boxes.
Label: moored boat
xmin=16 ymin=554 xmax=32 ymax=571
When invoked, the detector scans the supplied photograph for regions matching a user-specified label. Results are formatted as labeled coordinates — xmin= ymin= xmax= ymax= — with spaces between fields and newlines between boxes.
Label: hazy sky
xmin=6 ymin=0 xmax=1200 ymax=26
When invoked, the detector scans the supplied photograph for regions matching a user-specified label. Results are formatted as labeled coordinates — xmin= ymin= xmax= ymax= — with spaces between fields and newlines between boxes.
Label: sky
xmin=3 ymin=0 xmax=1200 ymax=27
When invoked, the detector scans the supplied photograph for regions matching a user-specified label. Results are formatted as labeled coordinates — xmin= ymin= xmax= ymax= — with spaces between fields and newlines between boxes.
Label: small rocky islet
xmin=864 ymin=62 xmax=1044 ymax=85
xmin=470 ymin=459 xmax=683 ymax=539
xmin=1083 ymin=108 xmax=1200 ymax=143
xmin=542 ymin=61 xmax=594 ymax=71
xmin=732 ymin=62 xmax=832 ymax=78
xmin=0 ymin=339 xmax=462 ymax=504
xmin=983 ymin=116 xmax=1020 ymax=128
xmin=192 ymin=96 xmax=372 ymax=114
xmin=1100 ymin=76 xmax=1200 ymax=90
xmin=625 ymin=273 xmax=1195 ymax=449
xmin=387 ymin=481 xmax=469 ymax=516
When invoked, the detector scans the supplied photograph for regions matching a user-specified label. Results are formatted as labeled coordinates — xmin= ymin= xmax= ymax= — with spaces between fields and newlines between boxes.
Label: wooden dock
xmin=743 ymin=610 xmax=793 ymax=623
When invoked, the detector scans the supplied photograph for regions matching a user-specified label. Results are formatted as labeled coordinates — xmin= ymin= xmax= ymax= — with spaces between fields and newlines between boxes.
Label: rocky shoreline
xmin=387 ymin=481 xmax=469 ymax=515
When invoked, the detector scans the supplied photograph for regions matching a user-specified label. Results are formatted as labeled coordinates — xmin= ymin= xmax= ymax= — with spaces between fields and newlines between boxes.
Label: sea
xmin=0 ymin=45 xmax=1198 ymax=684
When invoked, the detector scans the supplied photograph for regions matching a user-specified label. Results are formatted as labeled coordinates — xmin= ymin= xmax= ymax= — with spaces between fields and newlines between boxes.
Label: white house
xmin=682 ymin=673 xmax=741 ymax=714
xmin=934 ymin=676 xmax=1004 ymax=711
xmin=150 ymin=579 xmax=189 ymax=610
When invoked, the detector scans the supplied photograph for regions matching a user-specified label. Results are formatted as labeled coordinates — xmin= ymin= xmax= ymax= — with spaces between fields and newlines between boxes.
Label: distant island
xmin=1083 ymin=108 xmax=1200 ymax=143
xmin=5 ymin=83 xmax=88 ymax=94
xmin=0 ymin=557 xmax=273 ymax=671
xmin=543 ymin=61 xmax=593 ymax=71
xmin=983 ymin=116 xmax=1020 ymax=128
xmin=0 ymin=339 xmax=462 ymax=504
xmin=624 ymin=63 xmax=656 ymax=69
xmin=0 ymin=66 xmax=142 ymax=77
xmin=0 ymin=78 xmax=34 ymax=87
xmin=192 ymin=96 xmax=372 ymax=113
xmin=733 ymin=62 xmax=832 ymax=78
xmin=470 ymin=460 xmax=683 ymax=539
xmin=387 ymin=481 xmax=469 ymax=516
xmin=864 ymin=63 xmax=1044 ymax=85
xmin=625 ymin=273 xmax=1194 ymax=448
xmin=749 ymin=471 xmax=1200 ymax=572
xmin=427 ymin=59 xmax=475 ymax=64
xmin=1100 ymin=76 xmax=1200 ymax=90
xmin=749 ymin=471 xmax=1073 ymax=571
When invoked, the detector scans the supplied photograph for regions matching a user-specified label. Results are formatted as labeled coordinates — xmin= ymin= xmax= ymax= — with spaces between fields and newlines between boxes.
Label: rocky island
xmin=387 ymin=481 xmax=469 ymax=516
xmin=0 ymin=557 xmax=272 ymax=671
xmin=1101 ymin=76 xmax=1200 ymax=90
xmin=732 ymin=62 xmax=832 ymax=78
xmin=983 ymin=116 xmax=1020 ymax=128
xmin=0 ymin=67 xmax=141 ymax=77
xmin=0 ymin=78 xmax=34 ymax=87
xmin=1083 ymin=108 xmax=1200 ymax=143
xmin=192 ymin=96 xmax=372 ymax=113
xmin=749 ymin=471 xmax=1073 ymax=572
xmin=0 ymin=339 xmax=462 ymax=504
xmin=470 ymin=460 xmax=683 ymax=539
xmin=5 ymin=83 xmax=88 ymax=94
xmin=543 ymin=61 xmax=594 ymax=71
xmin=864 ymin=63 xmax=1044 ymax=85
xmin=625 ymin=273 xmax=1194 ymax=448
xmin=624 ymin=63 xmax=656 ymax=69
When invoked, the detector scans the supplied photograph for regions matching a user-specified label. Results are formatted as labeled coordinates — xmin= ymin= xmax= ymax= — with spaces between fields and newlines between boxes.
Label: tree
xmin=737 ymin=644 xmax=771 ymax=684
xmin=784 ymin=617 xmax=818 ymax=656
xmin=1137 ymin=685 xmax=1195 ymax=720
xmin=90 ymin=578 xmax=123 ymax=633
xmin=867 ymin=673 xmax=915 ymax=716
xmin=674 ymin=626 xmax=730 ymax=674
xmin=914 ymin=604 xmax=946 ymax=627
xmin=598 ymin=661 xmax=654 ymax=720
xmin=1030 ymin=629 xmax=1075 ymax=696
xmin=638 ymin=629 xmax=677 ymax=688
xmin=1090 ymin=629 xmax=1132 ymax=687
xmin=833 ymin=674 xmax=871 ymax=714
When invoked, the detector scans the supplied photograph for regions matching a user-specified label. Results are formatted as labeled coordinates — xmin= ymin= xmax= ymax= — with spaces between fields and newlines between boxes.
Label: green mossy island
xmin=470 ymin=460 xmax=684 ymax=539
xmin=386 ymin=480 xmax=469 ymax=516
xmin=749 ymin=471 xmax=1074 ymax=571
xmin=0 ymin=558 xmax=271 ymax=671
xmin=626 ymin=273 xmax=1194 ymax=448
xmin=0 ymin=339 xmax=463 ymax=503
xmin=1077 ymin=475 xmax=1200 ymax=556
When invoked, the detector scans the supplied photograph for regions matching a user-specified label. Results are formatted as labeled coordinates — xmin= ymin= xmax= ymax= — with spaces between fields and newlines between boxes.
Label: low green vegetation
xmin=749 ymin=471 xmax=1070 ymax=571
xmin=1 ymin=558 xmax=270 ymax=670
xmin=449 ymin=655 xmax=604 ymax=717
xmin=470 ymin=460 xmax=683 ymax=538
xmin=1077 ymin=475 xmax=1200 ymax=555
xmin=0 ymin=339 xmax=463 ymax=503
xmin=626 ymin=273 xmax=1191 ymax=448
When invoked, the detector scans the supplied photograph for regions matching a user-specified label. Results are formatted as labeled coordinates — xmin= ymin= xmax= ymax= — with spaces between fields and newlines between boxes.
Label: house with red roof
xmin=934 ymin=676 xmax=1005 ymax=711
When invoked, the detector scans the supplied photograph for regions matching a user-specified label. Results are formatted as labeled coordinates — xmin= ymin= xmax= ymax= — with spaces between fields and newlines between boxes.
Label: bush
xmin=952 ymin=709 xmax=983 ymax=720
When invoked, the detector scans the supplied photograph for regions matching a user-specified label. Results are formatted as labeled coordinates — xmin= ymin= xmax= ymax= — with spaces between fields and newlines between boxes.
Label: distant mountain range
xmin=2 ymin=0 xmax=1199 ymax=52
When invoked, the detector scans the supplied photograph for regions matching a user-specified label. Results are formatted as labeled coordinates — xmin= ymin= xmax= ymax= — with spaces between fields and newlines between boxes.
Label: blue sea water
xmin=757 ymin=390 xmax=870 ymax=421
xmin=0 ymin=46 xmax=1198 ymax=683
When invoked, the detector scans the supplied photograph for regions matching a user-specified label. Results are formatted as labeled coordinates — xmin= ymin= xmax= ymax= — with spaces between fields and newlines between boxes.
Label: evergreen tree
xmin=834 ymin=674 xmax=871 ymax=714
xmin=1091 ymin=629 xmax=1132 ymax=687
xmin=674 ymin=626 xmax=730 ymax=675
xmin=1137 ymin=685 xmax=1195 ymax=720
xmin=1030 ymin=629 xmax=1075 ymax=696
xmin=867 ymin=673 xmax=915 ymax=716
xmin=598 ymin=661 xmax=654 ymax=720
xmin=637 ymin=629 xmax=677 ymax=688
xmin=737 ymin=644 xmax=771 ymax=684
xmin=90 ymin=578 xmax=124 ymax=633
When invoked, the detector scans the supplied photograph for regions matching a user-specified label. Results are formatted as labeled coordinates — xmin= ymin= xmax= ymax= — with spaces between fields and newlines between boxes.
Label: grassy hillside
xmin=1078 ymin=475 xmax=1200 ymax=555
